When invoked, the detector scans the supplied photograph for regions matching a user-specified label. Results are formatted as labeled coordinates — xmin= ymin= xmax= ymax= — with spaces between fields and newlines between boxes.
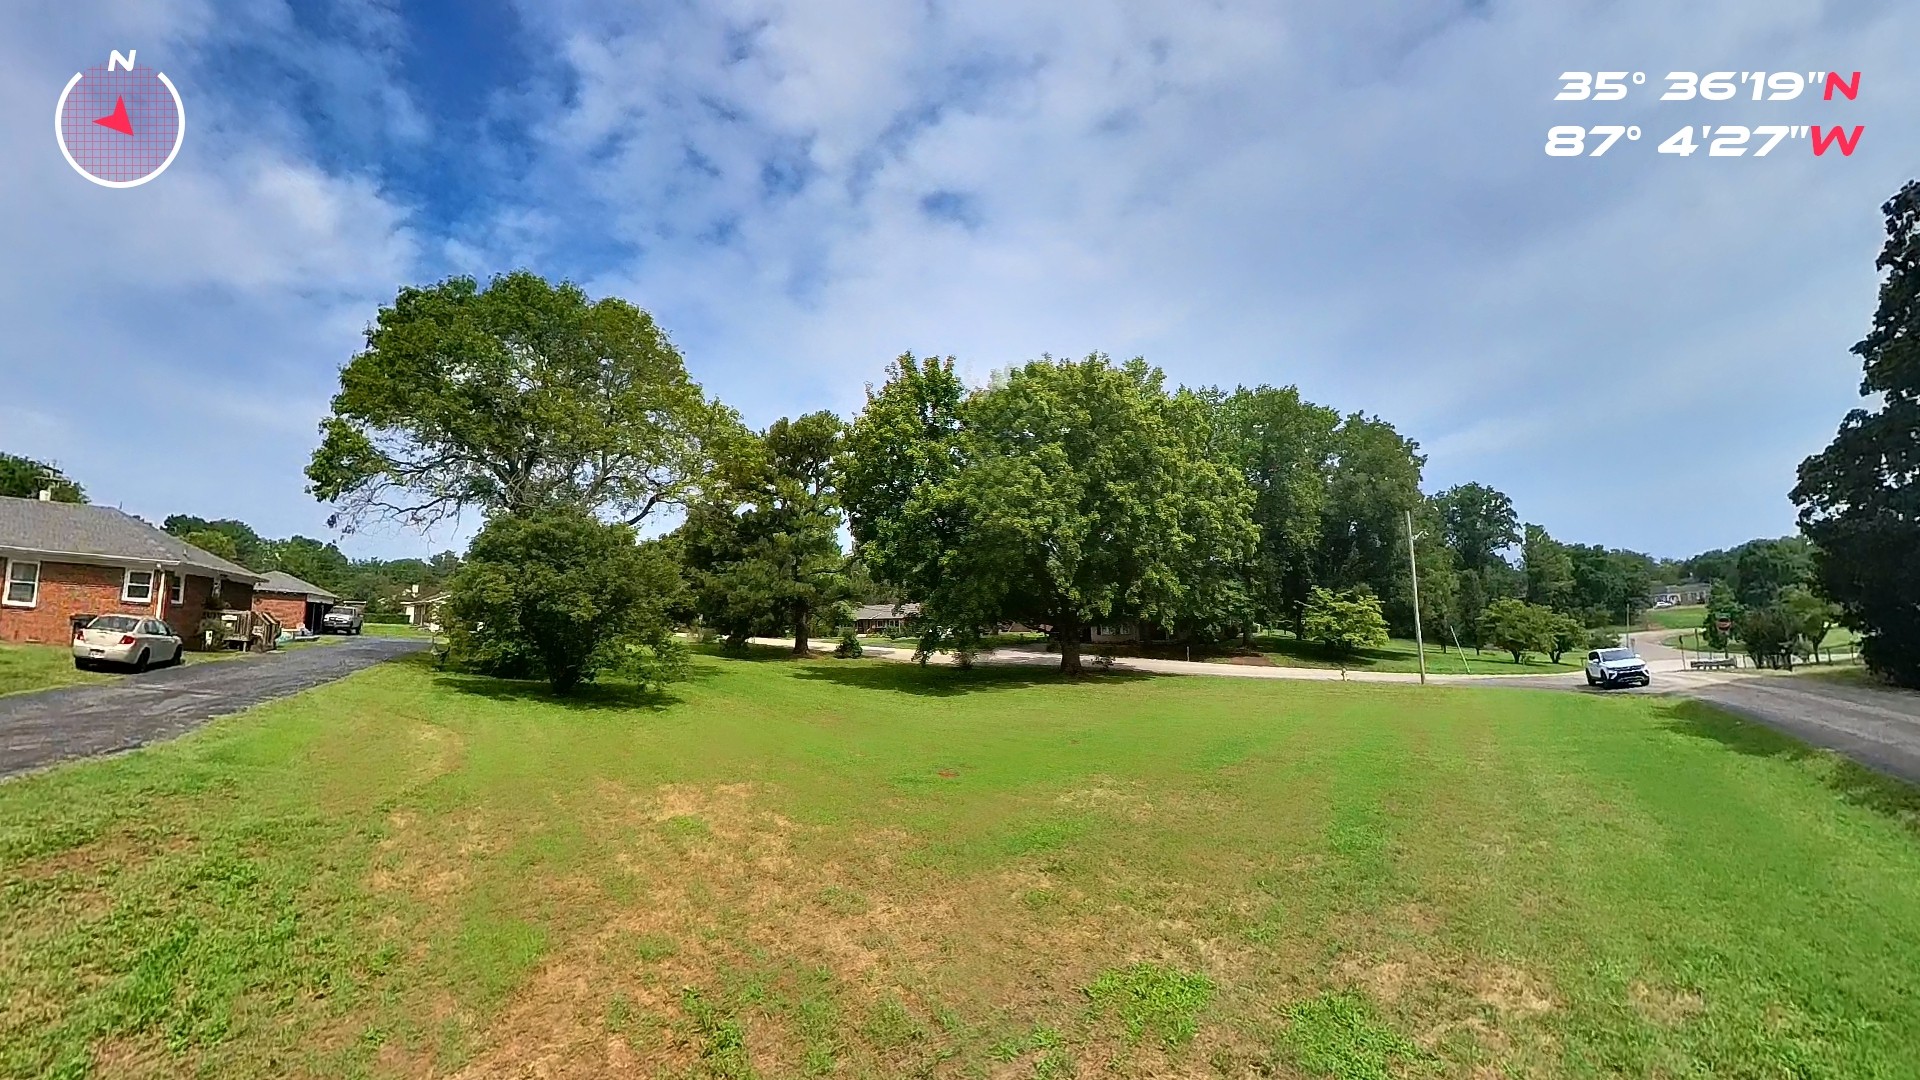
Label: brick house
xmin=0 ymin=495 xmax=265 ymax=647
xmin=252 ymin=571 xmax=339 ymax=635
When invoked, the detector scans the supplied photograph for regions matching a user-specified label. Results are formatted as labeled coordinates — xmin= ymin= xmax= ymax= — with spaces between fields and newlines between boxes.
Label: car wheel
xmin=73 ymin=658 xmax=90 ymax=671
xmin=172 ymin=645 xmax=185 ymax=666
xmin=1585 ymin=673 xmax=1597 ymax=686
xmin=132 ymin=650 xmax=150 ymax=674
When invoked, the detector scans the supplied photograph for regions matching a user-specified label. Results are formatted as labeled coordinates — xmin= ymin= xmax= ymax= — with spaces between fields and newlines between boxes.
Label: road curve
xmin=0 ymin=636 xmax=430 ymax=781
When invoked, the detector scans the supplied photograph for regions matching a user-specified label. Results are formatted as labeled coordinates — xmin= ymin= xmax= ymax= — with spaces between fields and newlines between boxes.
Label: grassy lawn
xmin=1663 ymin=627 xmax=1861 ymax=656
xmin=0 ymin=643 xmax=108 ymax=697
xmin=1240 ymin=632 xmax=1579 ymax=674
xmin=1643 ymin=605 xmax=1708 ymax=631
xmin=360 ymin=623 xmax=435 ymax=638
xmin=5 ymin=655 xmax=1920 ymax=1078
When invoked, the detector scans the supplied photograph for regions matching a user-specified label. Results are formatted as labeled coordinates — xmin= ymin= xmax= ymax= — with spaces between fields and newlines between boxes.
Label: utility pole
xmin=1406 ymin=509 xmax=1427 ymax=685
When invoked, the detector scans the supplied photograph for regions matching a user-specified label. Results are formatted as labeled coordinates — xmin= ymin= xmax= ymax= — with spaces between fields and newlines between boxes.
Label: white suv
xmin=1586 ymin=647 xmax=1650 ymax=689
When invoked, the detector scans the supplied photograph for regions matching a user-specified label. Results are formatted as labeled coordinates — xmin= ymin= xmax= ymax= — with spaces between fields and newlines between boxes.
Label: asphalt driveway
xmin=0 ymin=636 xmax=430 ymax=781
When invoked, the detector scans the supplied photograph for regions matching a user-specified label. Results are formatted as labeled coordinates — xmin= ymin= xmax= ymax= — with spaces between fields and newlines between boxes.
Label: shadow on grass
xmin=431 ymin=669 xmax=688 ymax=712
xmin=689 ymin=642 xmax=835 ymax=663
xmin=1657 ymin=697 xmax=1920 ymax=831
xmin=788 ymin=657 xmax=1161 ymax=698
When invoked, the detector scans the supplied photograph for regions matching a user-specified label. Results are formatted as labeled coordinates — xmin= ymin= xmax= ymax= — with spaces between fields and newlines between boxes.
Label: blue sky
xmin=3 ymin=0 xmax=1914 ymax=562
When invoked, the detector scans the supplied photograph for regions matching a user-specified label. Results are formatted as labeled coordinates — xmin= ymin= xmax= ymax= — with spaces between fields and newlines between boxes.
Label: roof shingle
xmin=0 ymin=496 xmax=265 ymax=582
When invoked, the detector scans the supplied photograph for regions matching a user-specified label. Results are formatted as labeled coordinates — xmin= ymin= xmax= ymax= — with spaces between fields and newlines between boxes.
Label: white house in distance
xmin=852 ymin=602 xmax=920 ymax=635
xmin=402 ymin=584 xmax=448 ymax=630
xmin=1649 ymin=582 xmax=1712 ymax=607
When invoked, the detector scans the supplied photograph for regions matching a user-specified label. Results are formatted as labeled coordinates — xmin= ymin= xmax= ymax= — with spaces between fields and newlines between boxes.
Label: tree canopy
xmin=679 ymin=412 xmax=848 ymax=653
xmin=0 ymin=453 xmax=84 ymax=503
xmin=846 ymin=354 xmax=1256 ymax=673
xmin=307 ymin=271 xmax=738 ymax=531
xmin=1793 ymin=180 xmax=1920 ymax=686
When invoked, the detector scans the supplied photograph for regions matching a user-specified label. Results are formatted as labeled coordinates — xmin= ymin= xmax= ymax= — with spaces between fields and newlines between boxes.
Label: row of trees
xmin=275 ymin=221 xmax=1916 ymax=692
xmin=159 ymin=515 xmax=460 ymax=611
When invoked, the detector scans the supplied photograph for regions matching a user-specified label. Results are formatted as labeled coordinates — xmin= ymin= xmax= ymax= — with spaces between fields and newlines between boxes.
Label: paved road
xmin=0 ymin=636 xmax=430 ymax=781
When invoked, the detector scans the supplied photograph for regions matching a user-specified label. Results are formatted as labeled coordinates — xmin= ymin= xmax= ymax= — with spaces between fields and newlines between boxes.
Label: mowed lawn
xmin=0 ymin=643 xmax=109 ymax=697
xmin=3 ymin=656 xmax=1920 ymax=1078
xmin=1241 ymin=634 xmax=1578 ymax=675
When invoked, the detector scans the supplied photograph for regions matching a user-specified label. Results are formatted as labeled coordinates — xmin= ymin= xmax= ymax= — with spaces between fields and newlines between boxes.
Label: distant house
xmin=1085 ymin=620 xmax=1170 ymax=645
xmin=853 ymin=602 xmax=921 ymax=635
xmin=1649 ymin=582 xmax=1712 ymax=606
xmin=403 ymin=586 xmax=448 ymax=630
xmin=0 ymin=494 xmax=265 ymax=646
xmin=252 ymin=571 xmax=340 ymax=635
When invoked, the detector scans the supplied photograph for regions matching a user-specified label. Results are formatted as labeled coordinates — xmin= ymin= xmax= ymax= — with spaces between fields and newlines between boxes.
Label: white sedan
xmin=73 ymin=614 xmax=184 ymax=672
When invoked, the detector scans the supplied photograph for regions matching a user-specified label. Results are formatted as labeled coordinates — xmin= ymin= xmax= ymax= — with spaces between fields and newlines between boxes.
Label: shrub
xmin=1301 ymin=587 xmax=1390 ymax=662
xmin=447 ymin=507 xmax=688 ymax=694
xmin=834 ymin=631 xmax=864 ymax=658
xmin=1479 ymin=597 xmax=1555 ymax=663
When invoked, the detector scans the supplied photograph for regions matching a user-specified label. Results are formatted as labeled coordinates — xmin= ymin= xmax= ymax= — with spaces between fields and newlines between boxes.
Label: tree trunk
xmin=792 ymin=602 xmax=810 ymax=655
xmin=1058 ymin=615 xmax=1083 ymax=675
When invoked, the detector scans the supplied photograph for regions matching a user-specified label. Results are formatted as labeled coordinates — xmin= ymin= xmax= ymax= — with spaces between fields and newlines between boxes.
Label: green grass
xmin=1644 ymin=605 xmax=1708 ymax=631
xmin=358 ymin=623 xmax=435 ymax=638
xmin=4 ymin=654 xmax=1920 ymax=1077
xmin=1241 ymin=632 xmax=1578 ymax=674
xmin=0 ymin=642 xmax=109 ymax=697
xmin=1663 ymin=626 xmax=1862 ymax=656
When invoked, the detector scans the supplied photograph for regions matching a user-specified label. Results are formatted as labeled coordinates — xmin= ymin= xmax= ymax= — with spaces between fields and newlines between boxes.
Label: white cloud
xmin=3 ymin=0 xmax=1912 ymax=561
xmin=0 ymin=1 xmax=419 ymax=548
xmin=476 ymin=0 xmax=1914 ymax=555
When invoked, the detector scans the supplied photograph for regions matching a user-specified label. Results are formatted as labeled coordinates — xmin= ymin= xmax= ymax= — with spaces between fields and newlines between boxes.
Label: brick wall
xmin=0 ymin=561 xmax=155 ymax=645
xmin=0 ymin=562 xmax=258 ymax=649
xmin=254 ymin=593 xmax=309 ymax=632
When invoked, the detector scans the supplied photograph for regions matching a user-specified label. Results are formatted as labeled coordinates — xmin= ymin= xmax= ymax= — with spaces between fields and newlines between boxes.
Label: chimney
xmin=37 ymin=489 xmax=51 ymax=501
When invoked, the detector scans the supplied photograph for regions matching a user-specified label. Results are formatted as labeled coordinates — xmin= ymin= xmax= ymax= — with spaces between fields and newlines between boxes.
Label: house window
xmin=168 ymin=574 xmax=184 ymax=606
xmin=122 ymin=569 xmax=155 ymax=604
xmin=3 ymin=561 xmax=38 ymax=607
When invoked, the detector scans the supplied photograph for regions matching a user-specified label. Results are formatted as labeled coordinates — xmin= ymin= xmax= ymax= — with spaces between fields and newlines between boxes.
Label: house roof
xmin=853 ymin=602 xmax=921 ymax=621
xmin=255 ymin=570 xmax=339 ymax=601
xmin=0 ymin=496 xmax=266 ymax=583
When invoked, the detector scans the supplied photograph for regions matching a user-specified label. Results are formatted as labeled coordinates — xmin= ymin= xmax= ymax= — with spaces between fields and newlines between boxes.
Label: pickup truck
xmin=1585 ymin=646 xmax=1650 ymax=689
xmin=321 ymin=604 xmax=364 ymax=635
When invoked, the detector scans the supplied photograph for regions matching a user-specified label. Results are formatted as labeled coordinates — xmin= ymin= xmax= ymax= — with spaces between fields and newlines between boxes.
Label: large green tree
xmin=0 ymin=453 xmax=84 ymax=503
xmin=163 ymin=516 xmax=272 ymax=570
xmin=1436 ymin=482 xmax=1519 ymax=573
xmin=865 ymin=354 xmax=1256 ymax=673
xmin=308 ymin=271 xmax=737 ymax=530
xmin=837 ymin=354 xmax=967 ymax=608
xmin=1731 ymin=536 xmax=1815 ymax=609
xmin=1520 ymin=524 xmax=1575 ymax=611
xmin=680 ymin=413 xmax=848 ymax=654
xmin=1315 ymin=414 xmax=1427 ymax=616
xmin=1208 ymin=385 xmax=1339 ymax=637
xmin=1793 ymin=180 xmax=1920 ymax=686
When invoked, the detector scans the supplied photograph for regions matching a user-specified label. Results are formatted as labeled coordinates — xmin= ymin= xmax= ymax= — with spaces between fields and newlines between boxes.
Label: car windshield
xmin=89 ymin=615 xmax=140 ymax=632
xmin=1598 ymin=648 xmax=1637 ymax=661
